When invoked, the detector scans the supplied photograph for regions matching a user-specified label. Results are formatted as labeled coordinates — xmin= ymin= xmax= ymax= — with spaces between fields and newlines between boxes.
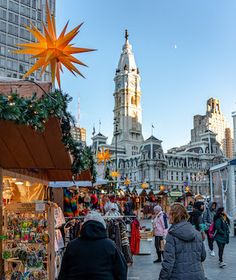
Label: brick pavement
xmin=128 ymin=222 xmax=236 ymax=280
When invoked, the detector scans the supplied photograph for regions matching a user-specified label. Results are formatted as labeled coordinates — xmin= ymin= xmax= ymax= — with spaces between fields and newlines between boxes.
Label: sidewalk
xmin=128 ymin=225 xmax=236 ymax=280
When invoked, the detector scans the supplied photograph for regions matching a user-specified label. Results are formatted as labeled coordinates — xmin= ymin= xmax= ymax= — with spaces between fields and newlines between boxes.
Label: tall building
xmin=191 ymin=98 xmax=232 ymax=157
xmin=71 ymin=126 xmax=86 ymax=143
xmin=223 ymin=128 xmax=234 ymax=159
xmin=0 ymin=0 xmax=55 ymax=81
xmin=233 ymin=111 xmax=236 ymax=157
xmin=92 ymin=31 xmax=225 ymax=195
xmin=111 ymin=30 xmax=143 ymax=158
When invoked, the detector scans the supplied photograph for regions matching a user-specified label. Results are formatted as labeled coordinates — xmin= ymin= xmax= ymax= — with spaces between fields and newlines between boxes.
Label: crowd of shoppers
xmin=58 ymin=198 xmax=231 ymax=279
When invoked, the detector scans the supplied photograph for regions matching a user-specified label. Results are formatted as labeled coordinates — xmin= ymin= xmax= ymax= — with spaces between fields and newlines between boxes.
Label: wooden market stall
xmin=0 ymin=81 xmax=92 ymax=280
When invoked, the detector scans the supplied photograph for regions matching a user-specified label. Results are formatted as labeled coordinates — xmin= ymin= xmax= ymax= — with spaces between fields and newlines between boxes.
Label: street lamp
xmin=114 ymin=117 xmax=119 ymax=188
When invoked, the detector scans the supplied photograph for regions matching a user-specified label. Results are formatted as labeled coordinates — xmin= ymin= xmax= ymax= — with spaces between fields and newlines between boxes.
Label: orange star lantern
xmin=97 ymin=147 xmax=111 ymax=166
xmin=124 ymin=178 xmax=131 ymax=186
xmin=15 ymin=1 xmax=94 ymax=88
xmin=141 ymin=182 xmax=149 ymax=189
xmin=111 ymin=171 xmax=120 ymax=178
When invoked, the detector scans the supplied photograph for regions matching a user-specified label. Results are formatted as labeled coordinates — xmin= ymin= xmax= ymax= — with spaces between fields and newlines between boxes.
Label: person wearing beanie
xmin=58 ymin=211 xmax=127 ymax=280
xmin=153 ymin=205 xmax=168 ymax=263
xmin=105 ymin=203 xmax=120 ymax=217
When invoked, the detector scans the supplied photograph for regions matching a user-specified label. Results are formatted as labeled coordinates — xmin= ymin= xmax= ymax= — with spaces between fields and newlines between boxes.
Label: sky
xmin=56 ymin=0 xmax=236 ymax=152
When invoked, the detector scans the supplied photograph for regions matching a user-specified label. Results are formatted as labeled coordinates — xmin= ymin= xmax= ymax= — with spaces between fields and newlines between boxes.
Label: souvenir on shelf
xmin=2 ymin=203 xmax=55 ymax=280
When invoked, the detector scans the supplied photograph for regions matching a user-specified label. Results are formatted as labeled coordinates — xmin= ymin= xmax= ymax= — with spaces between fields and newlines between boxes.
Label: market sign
xmin=170 ymin=191 xmax=182 ymax=197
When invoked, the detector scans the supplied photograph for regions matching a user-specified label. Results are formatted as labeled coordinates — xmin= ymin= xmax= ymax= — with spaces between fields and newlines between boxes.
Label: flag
xmin=92 ymin=125 xmax=95 ymax=136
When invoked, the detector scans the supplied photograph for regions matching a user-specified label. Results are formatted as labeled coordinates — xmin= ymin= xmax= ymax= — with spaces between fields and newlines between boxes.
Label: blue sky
xmin=56 ymin=0 xmax=236 ymax=151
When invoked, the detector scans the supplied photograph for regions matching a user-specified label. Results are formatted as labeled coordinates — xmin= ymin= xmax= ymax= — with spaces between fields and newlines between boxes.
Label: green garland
xmin=0 ymin=90 xmax=95 ymax=179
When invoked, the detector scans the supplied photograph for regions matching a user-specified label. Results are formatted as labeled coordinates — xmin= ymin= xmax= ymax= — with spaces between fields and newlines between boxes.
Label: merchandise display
xmin=2 ymin=203 xmax=56 ymax=280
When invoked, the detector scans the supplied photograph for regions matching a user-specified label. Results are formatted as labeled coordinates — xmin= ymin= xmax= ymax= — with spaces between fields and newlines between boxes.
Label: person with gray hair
xmin=153 ymin=205 xmax=168 ymax=263
xmin=58 ymin=211 xmax=127 ymax=280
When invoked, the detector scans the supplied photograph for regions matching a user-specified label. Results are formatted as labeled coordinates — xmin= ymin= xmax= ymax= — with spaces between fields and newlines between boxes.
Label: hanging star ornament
xmin=14 ymin=1 xmax=94 ymax=88
xmin=97 ymin=147 xmax=111 ymax=166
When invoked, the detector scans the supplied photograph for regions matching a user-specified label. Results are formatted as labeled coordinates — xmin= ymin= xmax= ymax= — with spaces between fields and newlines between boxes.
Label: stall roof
xmin=0 ymin=81 xmax=91 ymax=182
xmin=0 ymin=118 xmax=71 ymax=170
xmin=0 ymin=118 xmax=92 ymax=181
xmin=49 ymin=178 xmax=108 ymax=188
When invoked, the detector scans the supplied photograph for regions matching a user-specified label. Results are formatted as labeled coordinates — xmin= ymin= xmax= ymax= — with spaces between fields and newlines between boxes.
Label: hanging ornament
xmin=111 ymin=171 xmax=120 ymax=178
xmin=14 ymin=1 xmax=94 ymax=88
xmin=97 ymin=147 xmax=111 ymax=166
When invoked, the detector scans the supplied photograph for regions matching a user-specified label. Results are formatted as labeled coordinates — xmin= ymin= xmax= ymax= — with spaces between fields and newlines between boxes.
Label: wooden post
xmin=0 ymin=168 xmax=3 ymax=278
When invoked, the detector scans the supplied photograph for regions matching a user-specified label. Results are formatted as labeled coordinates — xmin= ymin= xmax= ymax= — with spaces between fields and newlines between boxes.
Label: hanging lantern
xmin=14 ymin=1 xmax=94 ymax=88
xmin=124 ymin=178 xmax=131 ymax=186
xmin=97 ymin=147 xmax=111 ymax=166
xmin=111 ymin=171 xmax=120 ymax=178
xmin=141 ymin=182 xmax=148 ymax=189
xmin=159 ymin=185 xmax=165 ymax=192
xmin=185 ymin=186 xmax=190 ymax=193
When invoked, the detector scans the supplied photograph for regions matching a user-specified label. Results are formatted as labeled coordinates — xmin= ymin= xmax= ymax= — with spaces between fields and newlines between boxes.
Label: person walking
xmin=203 ymin=201 xmax=217 ymax=256
xmin=58 ymin=211 xmax=127 ymax=280
xmin=153 ymin=205 xmax=167 ymax=263
xmin=159 ymin=203 xmax=206 ymax=280
xmin=214 ymin=207 xmax=230 ymax=268
xmin=189 ymin=201 xmax=206 ymax=241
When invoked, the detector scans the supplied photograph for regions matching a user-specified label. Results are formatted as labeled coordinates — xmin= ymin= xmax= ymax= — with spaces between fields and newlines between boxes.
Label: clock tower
xmin=112 ymin=30 xmax=144 ymax=157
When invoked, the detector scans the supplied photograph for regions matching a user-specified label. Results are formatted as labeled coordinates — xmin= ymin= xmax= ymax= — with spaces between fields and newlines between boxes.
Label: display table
xmin=139 ymin=230 xmax=153 ymax=255
xmin=139 ymin=238 xmax=153 ymax=255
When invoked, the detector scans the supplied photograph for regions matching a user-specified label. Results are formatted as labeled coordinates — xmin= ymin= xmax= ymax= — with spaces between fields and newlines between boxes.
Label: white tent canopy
xmin=49 ymin=178 xmax=108 ymax=188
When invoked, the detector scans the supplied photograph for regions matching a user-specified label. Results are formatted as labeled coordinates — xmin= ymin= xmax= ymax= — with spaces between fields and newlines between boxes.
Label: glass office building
xmin=0 ymin=0 xmax=55 ymax=81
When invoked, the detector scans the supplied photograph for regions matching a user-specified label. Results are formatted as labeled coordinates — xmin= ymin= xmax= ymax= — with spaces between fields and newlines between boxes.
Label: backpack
xmin=163 ymin=212 xmax=169 ymax=229
xmin=208 ymin=222 xmax=215 ymax=239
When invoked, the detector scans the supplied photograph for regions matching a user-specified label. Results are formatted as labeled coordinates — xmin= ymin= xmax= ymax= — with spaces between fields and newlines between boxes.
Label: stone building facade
xmin=191 ymin=98 xmax=234 ymax=158
xmin=92 ymin=31 xmax=225 ymax=195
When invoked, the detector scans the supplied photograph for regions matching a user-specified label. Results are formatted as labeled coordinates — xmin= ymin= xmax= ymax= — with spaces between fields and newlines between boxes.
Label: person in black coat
xmin=189 ymin=201 xmax=204 ymax=231
xmin=58 ymin=211 xmax=127 ymax=280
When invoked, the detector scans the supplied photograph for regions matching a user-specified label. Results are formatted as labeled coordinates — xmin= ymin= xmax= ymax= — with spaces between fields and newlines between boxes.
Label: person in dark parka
xmin=58 ymin=211 xmax=127 ymax=280
xmin=159 ymin=203 xmax=206 ymax=280
xmin=214 ymin=207 xmax=230 ymax=268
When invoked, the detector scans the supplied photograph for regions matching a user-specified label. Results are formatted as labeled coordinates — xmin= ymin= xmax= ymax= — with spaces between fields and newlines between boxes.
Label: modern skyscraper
xmin=111 ymin=30 xmax=143 ymax=157
xmin=233 ymin=111 xmax=236 ymax=157
xmin=191 ymin=98 xmax=231 ymax=157
xmin=0 ymin=0 xmax=55 ymax=81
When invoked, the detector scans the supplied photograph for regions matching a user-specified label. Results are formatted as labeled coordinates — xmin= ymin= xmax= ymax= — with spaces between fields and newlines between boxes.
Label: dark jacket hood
xmin=169 ymin=221 xmax=195 ymax=242
xmin=208 ymin=201 xmax=217 ymax=211
xmin=194 ymin=201 xmax=204 ymax=212
xmin=80 ymin=221 xmax=107 ymax=240
xmin=189 ymin=209 xmax=202 ymax=217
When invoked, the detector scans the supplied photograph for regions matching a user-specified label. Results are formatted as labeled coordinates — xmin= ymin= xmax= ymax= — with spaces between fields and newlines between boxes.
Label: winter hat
xmin=154 ymin=205 xmax=162 ymax=214
xmin=84 ymin=211 xmax=106 ymax=229
xmin=110 ymin=203 xmax=117 ymax=210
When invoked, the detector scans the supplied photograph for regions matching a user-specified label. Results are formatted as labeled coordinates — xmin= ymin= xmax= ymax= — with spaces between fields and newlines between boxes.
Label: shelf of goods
xmin=2 ymin=202 xmax=56 ymax=280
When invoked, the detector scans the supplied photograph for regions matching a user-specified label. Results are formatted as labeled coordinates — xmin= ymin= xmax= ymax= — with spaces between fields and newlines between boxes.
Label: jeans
xmin=216 ymin=241 xmax=225 ymax=262
xmin=155 ymin=236 xmax=164 ymax=260
xmin=205 ymin=230 xmax=214 ymax=251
